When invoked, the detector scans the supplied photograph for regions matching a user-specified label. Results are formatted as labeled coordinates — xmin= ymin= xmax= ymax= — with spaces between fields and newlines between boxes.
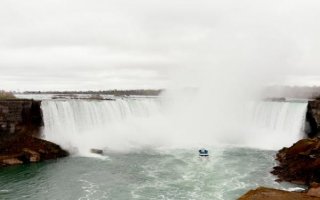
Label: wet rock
xmin=0 ymin=134 xmax=68 ymax=167
xmin=0 ymin=99 xmax=69 ymax=167
xmin=238 ymin=187 xmax=320 ymax=200
xmin=23 ymin=148 xmax=41 ymax=162
xmin=90 ymin=148 xmax=103 ymax=155
xmin=308 ymin=183 xmax=320 ymax=197
xmin=272 ymin=137 xmax=320 ymax=185
xmin=307 ymin=100 xmax=320 ymax=137
xmin=1 ymin=158 xmax=23 ymax=165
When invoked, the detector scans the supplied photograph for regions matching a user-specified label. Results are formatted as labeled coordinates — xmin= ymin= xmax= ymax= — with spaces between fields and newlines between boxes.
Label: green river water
xmin=0 ymin=147 xmax=301 ymax=200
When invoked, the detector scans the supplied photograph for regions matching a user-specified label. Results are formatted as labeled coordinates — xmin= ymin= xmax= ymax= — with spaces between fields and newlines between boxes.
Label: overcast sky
xmin=1 ymin=0 xmax=320 ymax=91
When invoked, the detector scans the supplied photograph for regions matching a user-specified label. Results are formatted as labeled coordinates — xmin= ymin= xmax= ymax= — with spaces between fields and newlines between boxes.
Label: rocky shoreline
xmin=0 ymin=133 xmax=68 ymax=166
xmin=238 ymin=99 xmax=320 ymax=199
xmin=239 ymin=138 xmax=320 ymax=199
xmin=0 ymin=99 xmax=68 ymax=167
xmin=239 ymin=187 xmax=320 ymax=200
xmin=272 ymin=138 xmax=320 ymax=185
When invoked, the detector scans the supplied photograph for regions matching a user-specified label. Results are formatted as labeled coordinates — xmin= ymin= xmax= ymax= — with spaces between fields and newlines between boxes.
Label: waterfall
xmin=243 ymin=101 xmax=308 ymax=149
xmin=41 ymin=98 xmax=309 ymax=153
xmin=41 ymin=98 xmax=162 ymax=154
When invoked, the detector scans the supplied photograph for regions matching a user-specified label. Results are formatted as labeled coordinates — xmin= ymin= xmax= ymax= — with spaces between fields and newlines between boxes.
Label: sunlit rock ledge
xmin=238 ymin=187 xmax=320 ymax=200
xmin=0 ymin=99 xmax=68 ymax=167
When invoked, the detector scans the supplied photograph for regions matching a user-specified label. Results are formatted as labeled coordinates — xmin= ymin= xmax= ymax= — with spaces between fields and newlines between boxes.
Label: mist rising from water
xmin=42 ymin=97 xmax=308 ymax=154
xmin=40 ymin=1 xmax=320 ymax=153
xmin=157 ymin=0 xmax=320 ymax=150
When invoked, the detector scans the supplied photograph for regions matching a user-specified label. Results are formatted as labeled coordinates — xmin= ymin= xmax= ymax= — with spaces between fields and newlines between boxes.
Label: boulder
xmin=272 ymin=137 xmax=320 ymax=185
xmin=23 ymin=148 xmax=41 ymax=162
xmin=0 ymin=134 xmax=68 ymax=167
xmin=308 ymin=183 xmax=320 ymax=198
xmin=90 ymin=148 xmax=103 ymax=155
xmin=1 ymin=158 xmax=23 ymax=165
xmin=238 ymin=187 xmax=320 ymax=200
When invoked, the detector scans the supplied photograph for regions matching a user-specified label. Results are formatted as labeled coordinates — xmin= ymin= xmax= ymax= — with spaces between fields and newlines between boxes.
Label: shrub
xmin=0 ymin=90 xmax=16 ymax=99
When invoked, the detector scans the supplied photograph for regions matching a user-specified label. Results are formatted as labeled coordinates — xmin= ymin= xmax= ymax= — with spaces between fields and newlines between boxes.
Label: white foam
xmin=41 ymin=98 xmax=308 ymax=154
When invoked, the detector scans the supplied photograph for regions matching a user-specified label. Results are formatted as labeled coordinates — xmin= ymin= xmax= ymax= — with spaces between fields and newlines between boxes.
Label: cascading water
xmin=243 ymin=101 xmax=308 ymax=149
xmin=41 ymin=98 xmax=163 ymax=155
xmin=41 ymin=98 xmax=309 ymax=154
xmin=248 ymin=101 xmax=308 ymax=133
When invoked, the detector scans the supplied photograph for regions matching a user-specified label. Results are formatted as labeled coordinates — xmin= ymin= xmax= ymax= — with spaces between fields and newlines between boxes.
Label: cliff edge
xmin=0 ymin=99 xmax=68 ymax=167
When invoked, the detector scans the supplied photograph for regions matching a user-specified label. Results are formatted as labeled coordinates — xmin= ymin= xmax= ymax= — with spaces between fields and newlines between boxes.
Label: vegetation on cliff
xmin=0 ymin=90 xmax=15 ymax=99
xmin=23 ymin=89 xmax=163 ymax=96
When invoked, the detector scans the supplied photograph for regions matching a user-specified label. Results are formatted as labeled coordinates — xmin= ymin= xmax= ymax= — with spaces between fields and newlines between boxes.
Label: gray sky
xmin=1 ymin=0 xmax=320 ymax=91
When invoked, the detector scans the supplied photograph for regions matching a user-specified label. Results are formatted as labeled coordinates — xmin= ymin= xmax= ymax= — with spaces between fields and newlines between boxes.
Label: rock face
xmin=90 ymin=148 xmax=103 ymax=155
xmin=2 ymin=158 xmax=23 ymax=165
xmin=0 ymin=99 xmax=43 ymax=136
xmin=0 ymin=134 xmax=68 ymax=167
xmin=0 ymin=99 xmax=68 ymax=167
xmin=22 ymin=148 xmax=41 ymax=162
xmin=307 ymin=100 xmax=320 ymax=137
xmin=271 ymin=137 xmax=320 ymax=185
xmin=238 ymin=187 xmax=320 ymax=200
xmin=308 ymin=183 xmax=320 ymax=198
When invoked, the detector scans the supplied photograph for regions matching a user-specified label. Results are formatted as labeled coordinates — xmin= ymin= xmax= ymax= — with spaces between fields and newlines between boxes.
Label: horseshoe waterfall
xmin=41 ymin=99 xmax=308 ymax=153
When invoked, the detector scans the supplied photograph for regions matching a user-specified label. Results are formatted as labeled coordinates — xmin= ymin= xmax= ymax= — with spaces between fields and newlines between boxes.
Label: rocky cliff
xmin=0 ymin=99 xmax=43 ymax=136
xmin=271 ymin=137 xmax=320 ymax=185
xmin=307 ymin=100 xmax=320 ymax=137
xmin=0 ymin=99 xmax=68 ymax=167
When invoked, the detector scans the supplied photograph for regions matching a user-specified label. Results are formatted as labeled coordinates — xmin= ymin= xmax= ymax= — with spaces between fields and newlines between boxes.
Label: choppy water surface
xmin=0 ymin=147 xmax=300 ymax=200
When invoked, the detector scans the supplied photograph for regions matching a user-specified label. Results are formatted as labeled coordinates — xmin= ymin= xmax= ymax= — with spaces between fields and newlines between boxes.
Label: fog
xmin=1 ymin=0 xmax=320 ymax=91
xmin=2 ymin=0 xmax=320 ymax=150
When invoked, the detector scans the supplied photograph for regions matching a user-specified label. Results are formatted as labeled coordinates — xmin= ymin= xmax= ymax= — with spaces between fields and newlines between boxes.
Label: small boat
xmin=199 ymin=148 xmax=209 ymax=157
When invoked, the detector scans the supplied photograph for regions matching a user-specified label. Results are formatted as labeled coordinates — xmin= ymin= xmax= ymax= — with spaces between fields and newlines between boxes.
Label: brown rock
xmin=0 ymin=134 xmax=68 ymax=167
xmin=0 ymin=100 xmax=43 ymax=136
xmin=23 ymin=148 xmax=41 ymax=162
xmin=0 ymin=99 xmax=68 ymax=167
xmin=308 ymin=183 xmax=320 ymax=197
xmin=238 ymin=187 xmax=320 ymax=200
xmin=2 ymin=158 xmax=23 ymax=165
xmin=272 ymin=137 xmax=320 ymax=185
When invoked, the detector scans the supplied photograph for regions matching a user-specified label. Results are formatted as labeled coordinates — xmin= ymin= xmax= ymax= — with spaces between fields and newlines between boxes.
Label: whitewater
xmin=0 ymin=96 xmax=308 ymax=199
xmin=41 ymin=98 xmax=308 ymax=153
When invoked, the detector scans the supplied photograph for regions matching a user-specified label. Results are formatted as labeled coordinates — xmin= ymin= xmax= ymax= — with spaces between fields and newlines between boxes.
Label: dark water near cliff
xmin=0 ymin=148 xmax=301 ymax=200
